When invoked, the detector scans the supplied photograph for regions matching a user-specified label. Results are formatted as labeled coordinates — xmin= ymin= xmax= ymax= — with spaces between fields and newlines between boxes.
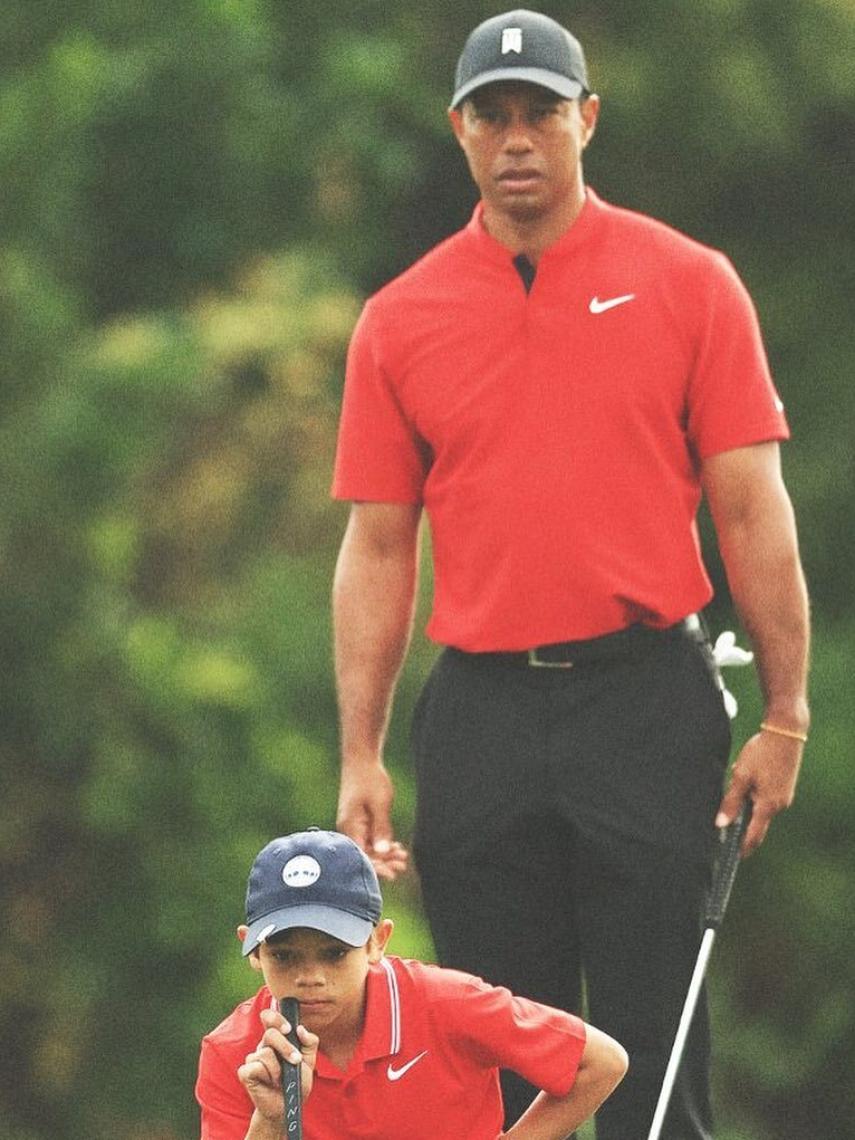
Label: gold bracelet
xmin=760 ymin=721 xmax=808 ymax=743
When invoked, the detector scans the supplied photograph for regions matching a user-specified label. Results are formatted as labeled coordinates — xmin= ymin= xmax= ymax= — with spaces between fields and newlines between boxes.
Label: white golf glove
xmin=711 ymin=631 xmax=754 ymax=719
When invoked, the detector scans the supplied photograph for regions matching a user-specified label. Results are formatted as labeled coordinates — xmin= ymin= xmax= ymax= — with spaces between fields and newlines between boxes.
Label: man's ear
xmin=579 ymin=93 xmax=600 ymax=148
xmin=448 ymin=107 xmax=466 ymax=146
xmin=367 ymin=919 xmax=395 ymax=962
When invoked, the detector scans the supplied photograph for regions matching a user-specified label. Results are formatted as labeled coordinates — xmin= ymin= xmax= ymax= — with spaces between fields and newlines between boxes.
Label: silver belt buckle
xmin=527 ymin=647 xmax=574 ymax=669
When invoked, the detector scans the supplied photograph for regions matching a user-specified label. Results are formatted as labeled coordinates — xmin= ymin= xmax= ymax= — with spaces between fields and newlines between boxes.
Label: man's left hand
xmin=716 ymin=730 xmax=805 ymax=855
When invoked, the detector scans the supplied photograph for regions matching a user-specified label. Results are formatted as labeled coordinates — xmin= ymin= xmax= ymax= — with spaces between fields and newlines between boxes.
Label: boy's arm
xmin=501 ymin=1025 xmax=628 ymax=1140
xmin=237 ymin=1010 xmax=319 ymax=1139
xmin=241 ymin=1111 xmax=281 ymax=1140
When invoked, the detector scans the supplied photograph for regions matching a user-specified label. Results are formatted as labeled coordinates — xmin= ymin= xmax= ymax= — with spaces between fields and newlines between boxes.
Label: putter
xmin=279 ymin=997 xmax=303 ymax=1139
xmin=646 ymin=800 xmax=753 ymax=1140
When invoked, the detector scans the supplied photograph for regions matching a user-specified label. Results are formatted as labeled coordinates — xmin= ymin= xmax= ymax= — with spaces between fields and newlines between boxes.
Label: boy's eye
xmin=323 ymin=947 xmax=349 ymax=962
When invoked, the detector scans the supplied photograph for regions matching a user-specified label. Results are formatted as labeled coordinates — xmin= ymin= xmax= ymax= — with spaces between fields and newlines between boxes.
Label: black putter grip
xmin=278 ymin=997 xmax=303 ymax=1139
xmin=705 ymin=800 xmax=753 ymax=930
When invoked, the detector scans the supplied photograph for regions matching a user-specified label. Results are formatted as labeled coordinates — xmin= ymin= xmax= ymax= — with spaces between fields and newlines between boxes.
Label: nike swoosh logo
xmin=387 ymin=1050 xmax=428 ymax=1081
xmin=589 ymin=293 xmax=636 ymax=314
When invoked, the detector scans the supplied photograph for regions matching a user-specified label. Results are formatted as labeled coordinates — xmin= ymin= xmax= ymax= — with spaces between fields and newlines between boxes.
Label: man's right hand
xmin=337 ymin=759 xmax=409 ymax=880
xmin=333 ymin=502 xmax=420 ymax=882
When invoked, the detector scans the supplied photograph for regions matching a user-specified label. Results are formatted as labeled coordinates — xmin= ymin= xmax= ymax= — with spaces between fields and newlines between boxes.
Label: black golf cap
xmin=451 ymin=9 xmax=589 ymax=110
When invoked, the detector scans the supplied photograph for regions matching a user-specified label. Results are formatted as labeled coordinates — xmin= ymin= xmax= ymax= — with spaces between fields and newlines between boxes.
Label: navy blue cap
xmin=451 ymin=9 xmax=589 ymax=109
xmin=242 ymin=829 xmax=382 ymax=956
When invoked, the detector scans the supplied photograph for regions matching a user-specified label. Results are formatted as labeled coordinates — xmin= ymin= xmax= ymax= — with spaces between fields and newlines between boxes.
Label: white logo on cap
xmin=283 ymin=855 xmax=321 ymax=888
xmin=502 ymin=28 xmax=523 ymax=54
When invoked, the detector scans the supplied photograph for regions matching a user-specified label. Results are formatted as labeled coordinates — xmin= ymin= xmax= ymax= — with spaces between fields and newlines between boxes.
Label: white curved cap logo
xmin=283 ymin=855 xmax=321 ymax=888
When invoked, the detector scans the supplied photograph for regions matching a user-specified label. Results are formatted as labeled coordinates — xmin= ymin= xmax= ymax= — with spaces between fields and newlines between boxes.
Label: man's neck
xmin=482 ymin=185 xmax=587 ymax=266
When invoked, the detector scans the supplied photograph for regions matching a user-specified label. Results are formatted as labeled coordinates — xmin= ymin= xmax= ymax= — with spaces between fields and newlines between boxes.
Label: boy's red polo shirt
xmin=332 ymin=190 xmax=789 ymax=651
xmin=196 ymin=956 xmax=586 ymax=1140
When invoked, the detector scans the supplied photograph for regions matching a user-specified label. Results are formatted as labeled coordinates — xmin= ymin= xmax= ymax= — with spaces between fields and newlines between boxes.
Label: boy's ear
xmin=237 ymin=924 xmax=263 ymax=970
xmin=368 ymin=919 xmax=395 ymax=962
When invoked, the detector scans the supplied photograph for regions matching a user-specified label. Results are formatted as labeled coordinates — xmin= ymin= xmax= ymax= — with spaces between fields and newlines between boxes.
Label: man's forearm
xmin=703 ymin=443 xmax=810 ymax=729
xmin=717 ymin=489 xmax=810 ymax=731
xmin=333 ymin=503 xmax=421 ymax=765
xmin=703 ymin=444 xmax=809 ymax=848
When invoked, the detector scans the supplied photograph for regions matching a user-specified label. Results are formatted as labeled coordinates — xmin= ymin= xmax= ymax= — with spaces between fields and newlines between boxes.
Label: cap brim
xmin=242 ymin=904 xmax=375 ymax=956
xmin=450 ymin=68 xmax=584 ymax=109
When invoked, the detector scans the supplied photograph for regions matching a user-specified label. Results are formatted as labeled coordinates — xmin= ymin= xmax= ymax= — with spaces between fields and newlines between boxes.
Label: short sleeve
xmin=332 ymin=299 xmax=429 ymax=503
xmin=687 ymin=253 xmax=789 ymax=459
xmin=435 ymin=971 xmax=586 ymax=1097
xmin=195 ymin=1036 xmax=253 ymax=1140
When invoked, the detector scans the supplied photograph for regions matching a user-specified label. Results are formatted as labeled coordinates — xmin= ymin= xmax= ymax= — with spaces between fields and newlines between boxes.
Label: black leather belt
xmin=459 ymin=616 xmax=700 ymax=670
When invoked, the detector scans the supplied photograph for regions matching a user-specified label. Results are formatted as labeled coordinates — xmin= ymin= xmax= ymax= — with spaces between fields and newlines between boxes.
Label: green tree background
xmin=1 ymin=2 xmax=852 ymax=1138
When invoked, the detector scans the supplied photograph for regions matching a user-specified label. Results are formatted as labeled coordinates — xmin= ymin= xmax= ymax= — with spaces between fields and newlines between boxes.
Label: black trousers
xmin=411 ymin=625 xmax=731 ymax=1139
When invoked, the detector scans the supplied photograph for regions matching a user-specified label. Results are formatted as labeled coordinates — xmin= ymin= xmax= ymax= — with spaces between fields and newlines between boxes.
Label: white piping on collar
xmin=379 ymin=957 xmax=401 ymax=1056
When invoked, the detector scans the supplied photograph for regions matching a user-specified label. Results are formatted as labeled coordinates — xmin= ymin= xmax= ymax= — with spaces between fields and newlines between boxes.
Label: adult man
xmin=331 ymin=9 xmax=810 ymax=1138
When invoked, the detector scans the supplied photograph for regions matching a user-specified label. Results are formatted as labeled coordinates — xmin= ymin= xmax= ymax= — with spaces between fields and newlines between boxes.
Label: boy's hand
xmin=237 ymin=1007 xmax=319 ymax=1121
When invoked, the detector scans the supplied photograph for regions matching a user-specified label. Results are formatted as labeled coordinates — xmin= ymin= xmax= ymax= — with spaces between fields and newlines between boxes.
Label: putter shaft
xmin=646 ymin=929 xmax=716 ymax=1140
xmin=645 ymin=803 xmax=752 ymax=1140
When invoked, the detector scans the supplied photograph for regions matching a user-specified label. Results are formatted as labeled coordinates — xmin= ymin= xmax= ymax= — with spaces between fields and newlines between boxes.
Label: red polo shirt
xmin=332 ymin=190 xmax=789 ymax=650
xmin=196 ymin=956 xmax=586 ymax=1140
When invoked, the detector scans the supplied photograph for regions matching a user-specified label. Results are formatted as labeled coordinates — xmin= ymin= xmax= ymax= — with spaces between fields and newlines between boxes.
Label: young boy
xmin=196 ymin=828 xmax=627 ymax=1139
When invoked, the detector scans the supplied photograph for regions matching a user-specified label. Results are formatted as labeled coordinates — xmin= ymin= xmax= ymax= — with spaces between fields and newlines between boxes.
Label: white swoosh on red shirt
xmin=386 ymin=1050 xmax=428 ymax=1081
xmin=589 ymin=293 xmax=636 ymax=314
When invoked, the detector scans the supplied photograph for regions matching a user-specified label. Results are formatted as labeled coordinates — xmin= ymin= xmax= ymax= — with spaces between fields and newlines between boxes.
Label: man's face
xmin=449 ymin=81 xmax=598 ymax=225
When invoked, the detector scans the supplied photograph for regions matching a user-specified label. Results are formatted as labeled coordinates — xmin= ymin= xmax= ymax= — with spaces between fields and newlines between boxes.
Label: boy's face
xmin=238 ymin=921 xmax=393 ymax=1039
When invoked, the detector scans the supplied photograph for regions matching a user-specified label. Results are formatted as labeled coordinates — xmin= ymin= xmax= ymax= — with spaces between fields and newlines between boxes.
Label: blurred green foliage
xmin=0 ymin=2 xmax=852 ymax=1138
